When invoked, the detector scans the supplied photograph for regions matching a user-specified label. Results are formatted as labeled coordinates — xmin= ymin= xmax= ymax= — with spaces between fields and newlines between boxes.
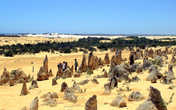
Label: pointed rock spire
xmin=20 ymin=81 xmax=28 ymax=96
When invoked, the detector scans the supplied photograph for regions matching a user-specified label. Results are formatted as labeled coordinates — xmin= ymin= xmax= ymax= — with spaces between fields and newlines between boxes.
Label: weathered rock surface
xmin=30 ymin=97 xmax=39 ymax=110
xmin=61 ymin=82 xmax=68 ymax=92
xmin=104 ymin=53 xmax=110 ymax=64
xmin=52 ymin=78 xmax=57 ymax=86
xmin=128 ymin=91 xmax=144 ymax=101
xmin=85 ymin=95 xmax=97 ymax=110
xmin=29 ymin=80 xmax=38 ymax=90
xmin=136 ymin=101 xmax=157 ymax=110
xmin=20 ymin=81 xmax=28 ymax=96
xmin=78 ymin=79 xmax=89 ymax=85
xmin=111 ymin=95 xmax=127 ymax=107
xmin=41 ymin=92 xmax=58 ymax=107
xmin=64 ymin=88 xmax=77 ymax=103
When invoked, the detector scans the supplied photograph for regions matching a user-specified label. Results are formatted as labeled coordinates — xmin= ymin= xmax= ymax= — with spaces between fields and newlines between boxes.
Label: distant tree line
xmin=1 ymin=36 xmax=176 ymax=57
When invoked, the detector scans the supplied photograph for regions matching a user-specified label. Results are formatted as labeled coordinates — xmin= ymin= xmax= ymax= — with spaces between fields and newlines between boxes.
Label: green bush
xmin=4 ymin=49 xmax=14 ymax=57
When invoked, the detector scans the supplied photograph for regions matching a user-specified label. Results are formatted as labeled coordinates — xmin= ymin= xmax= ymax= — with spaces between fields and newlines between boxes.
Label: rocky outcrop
xmin=148 ymin=49 xmax=154 ymax=58
xmin=91 ymin=78 xmax=99 ymax=84
xmin=109 ymin=64 xmax=130 ymax=81
xmin=64 ymin=88 xmax=77 ymax=103
xmin=146 ymin=65 xmax=162 ymax=81
xmin=20 ymin=81 xmax=28 ymax=96
xmin=85 ymin=95 xmax=97 ymax=110
xmin=163 ymin=64 xmax=175 ymax=84
xmin=136 ymin=86 xmax=167 ymax=110
xmin=41 ymin=92 xmax=58 ymax=107
xmin=129 ymin=52 xmax=135 ymax=65
xmin=61 ymin=82 xmax=68 ymax=92
xmin=71 ymin=81 xmax=82 ymax=93
xmin=149 ymin=86 xmax=167 ymax=110
xmin=104 ymin=53 xmax=110 ymax=64
xmin=79 ymin=55 xmax=87 ymax=73
xmin=29 ymin=80 xmax=38 ymax=90
xmin=52 ymin=78 xmax=57 ymax=86
xmin=30 ymin=97 xmax=39 ymax=110
xmin=78 ymin=79 xmax=89 ymax=85
xmin=43 ymin=55 xmax=48 ymax=73
xmin=37 ymin=66 xmax=49 ymax=81
xmin=136 ymin=101 xmax=157 ymax=110
xmin=37 ymin=55 xmax=52 ymax=81
xmin=111 ymin=95 xmax=127 ymax=107
xmin=104 ymin=83 xmax=111 ymax=95
xmin=111 ymin=55 xmax=122 ymax=66
xmin=88 ymin=52 xmax=99 ymax=70
xmin=143 ymin=57 xmax=152 ymax=70
xmin=0 ymin=68 xmax=32 ymax=86
xmin=128 ymin=91 xmax=144 ymax=101
xmin=0 ymin=68 xmax=10 ymax=85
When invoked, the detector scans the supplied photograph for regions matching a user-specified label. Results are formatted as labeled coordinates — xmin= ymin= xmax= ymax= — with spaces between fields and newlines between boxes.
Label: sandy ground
xmin=0 ymin=36 xmax=176 ymax=110
xmin=0 ymin=37 xmax=77 ymax=46
xmin=0 ymin=49 xmax=175 ymax=110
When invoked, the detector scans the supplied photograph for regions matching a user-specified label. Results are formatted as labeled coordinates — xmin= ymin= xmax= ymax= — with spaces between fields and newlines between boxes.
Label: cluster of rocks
xmin=4 ymin=46 xmax=176 ymax=110
xmin=0 ymin=68 xmax=33 ymax=86
xmin=41 ymin=92 xmax=58 ymax=107
xmin=78 ymin=52 xmax=111 ymax=74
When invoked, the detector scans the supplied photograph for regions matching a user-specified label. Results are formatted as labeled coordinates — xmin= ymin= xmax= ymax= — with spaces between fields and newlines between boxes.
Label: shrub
xmin=4 ymin=49 xmax=14 ymax=57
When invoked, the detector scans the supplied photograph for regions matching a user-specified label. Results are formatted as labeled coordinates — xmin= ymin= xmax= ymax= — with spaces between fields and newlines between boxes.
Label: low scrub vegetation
xmin=1 ymin=36 xmax=176 ymax=57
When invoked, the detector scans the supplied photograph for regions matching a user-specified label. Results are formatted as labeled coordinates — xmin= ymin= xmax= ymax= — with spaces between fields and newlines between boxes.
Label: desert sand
xmin=0 ymin=36 xmax=176 ymax=110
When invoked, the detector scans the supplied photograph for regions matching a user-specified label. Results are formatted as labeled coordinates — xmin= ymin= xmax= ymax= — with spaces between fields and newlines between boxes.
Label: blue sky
xmin=0 ymin=0 xmax=176 ymax=34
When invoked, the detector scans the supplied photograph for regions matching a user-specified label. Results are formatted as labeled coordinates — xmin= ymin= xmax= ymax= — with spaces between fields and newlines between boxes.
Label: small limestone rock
xmin=168 ymin=85 xmax=176 ymax=89
xmin=61 ymin=82 xmax=68 ymax=92
xmin=20 ymin=81 xmax=28 ymax=96
xmin=41 ymin=92 xmax=58 ymax=107
xmin=111 ymin=95 xmax=127 ymax=107
xmin=64 ymin=88 xmax=77 ymax=103
xmin=91 ymin=79 xmax=99 ymax=84
xmin=52 ymin=78 xmax=57 ymax=86
xmin=78 ymin=79 xmax=89 ymax=85
xmin=136 ymin=101 xmax=157 ymax=110
xmin=104 ymin=83 xmax=111 ymax=95
xmin=128 ymin=91 xmax=144 ymax=101
xmin=30 ymin=97 xmax=39 ymax=110
xmin=85 ymin=95 xmax=97 ymax=110
xmin=29 ymin=80 xmax=38 ymax=90
xmin=71 ymin=81 xmax=82 ymax=93
xmin=74 ymin=73 xmax=81 ymax=78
